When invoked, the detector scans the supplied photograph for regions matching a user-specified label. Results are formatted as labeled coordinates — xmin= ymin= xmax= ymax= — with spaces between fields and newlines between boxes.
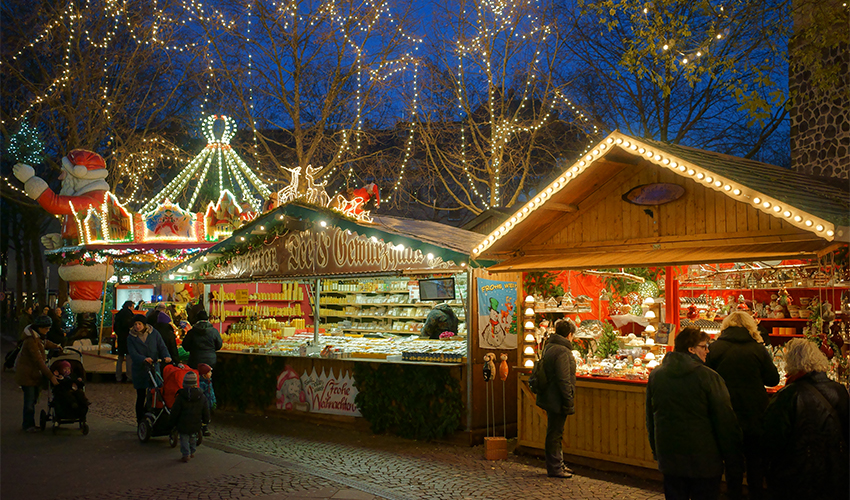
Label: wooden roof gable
xmin=473 ymin=132 xmax=844 ymax=269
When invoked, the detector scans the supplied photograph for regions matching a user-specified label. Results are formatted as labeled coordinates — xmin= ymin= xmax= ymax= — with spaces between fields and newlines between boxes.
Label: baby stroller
xmin=40 ymin=348 xmax=89 ymax=435
xmin=137 ymin=362 xmax=203 ymax=448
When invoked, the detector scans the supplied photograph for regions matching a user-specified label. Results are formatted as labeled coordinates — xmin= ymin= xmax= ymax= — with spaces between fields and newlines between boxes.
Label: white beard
xmin=59 ymin=173 xmax=81 ymax=196
xmin=59 ymin=172 xmax=105 ymax=196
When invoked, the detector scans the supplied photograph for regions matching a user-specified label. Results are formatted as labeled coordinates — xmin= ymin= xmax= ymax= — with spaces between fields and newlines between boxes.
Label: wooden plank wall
xmin=518 ymin=374 xmax=657 ymax=469
xmin=547 ymin=160 xmax=802 ymax=247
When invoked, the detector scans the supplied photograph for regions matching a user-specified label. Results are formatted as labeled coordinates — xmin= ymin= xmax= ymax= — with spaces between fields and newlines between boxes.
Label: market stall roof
xmin=472 ymin=131 xmax=848 ymax=271
xmin=166 ymin=201 xmax=486 ymax=282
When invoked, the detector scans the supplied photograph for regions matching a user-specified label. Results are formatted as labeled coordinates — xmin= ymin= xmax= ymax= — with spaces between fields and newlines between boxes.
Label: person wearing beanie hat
xmin=182 ymin=310 xmax=222 ymax=370
xmin=127 ymin=312 xmax=171 ymax=424
xmin=15 ymin=316 xmax=62 ymax=432
xmin=197 ymin=363 xmax=216 ymax=436
xmin=52 ymin=359 xmax=90 ymax=419
xmin=169 ymin=369 xmax=209 ymax=462
xmin=113 ymin=300 xmax=137 ymax=383
xmin=183 ymin=371 xmax=198 ymax=388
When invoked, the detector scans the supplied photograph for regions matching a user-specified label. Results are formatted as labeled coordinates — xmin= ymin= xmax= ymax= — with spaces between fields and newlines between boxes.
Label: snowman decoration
xmin=13 ymin=150 xmax=114 ymax=313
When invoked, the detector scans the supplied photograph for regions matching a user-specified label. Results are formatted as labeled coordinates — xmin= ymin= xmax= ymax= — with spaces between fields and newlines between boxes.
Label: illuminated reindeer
xmin=304 ymin=164 xmax=330 ymax=206
xmin=277 ymin=166 xmax=302 ymax=203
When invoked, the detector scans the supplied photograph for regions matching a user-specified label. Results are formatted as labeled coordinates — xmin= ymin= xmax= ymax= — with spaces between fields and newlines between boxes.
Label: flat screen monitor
xmin=418 ymin=278 xmax=455 ymax=301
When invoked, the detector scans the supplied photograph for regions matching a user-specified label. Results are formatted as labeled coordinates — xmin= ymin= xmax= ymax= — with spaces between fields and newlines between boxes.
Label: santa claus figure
xmin=13 ymin=150 xmax=114 ymax=313
xmin=340 ymin=182 xmax=380 ymax=215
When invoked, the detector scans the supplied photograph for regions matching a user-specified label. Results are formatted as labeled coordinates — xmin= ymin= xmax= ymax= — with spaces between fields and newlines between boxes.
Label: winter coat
xmin=200 ymin=378 xmax=216 ymax=410
xmin=705 ymin=326 xmax=779 ymax=434
xmin=535 ymin=334 xmax=577 ymax=415
xmin=168 ymin=387 xmax=210 ymax=434
xmin=14 ymin=326 xmax=61 ymax=387
xmin=763 ymin=371 xmax=849 ymax=500
xmin=112 ymin=307 xmax=136 ymax=355
xmin=153 ymin=312 xmax=179 ymax=362
xmin=46 ymin=318 xmax=65 ymax=347
xmin=181 ymin=321 xmax=222 ymax=368
xmin=420 ymin=304 xmax=459 ymax=340
xmin=126 ymin=325 xmax=171 ymax=390
xmin=646 ymin=351 xmax=742 ymax=478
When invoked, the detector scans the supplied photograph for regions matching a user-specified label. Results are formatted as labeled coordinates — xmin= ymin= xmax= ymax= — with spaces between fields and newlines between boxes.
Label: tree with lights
xmin=409 ymin=0 xmax=599 ymax=216
xmin=0 ymin=0 xmax=210 ymax=208
xmin=555 ymin=0 xmax=796 ymax=162
xmin=0 ymin=0 xmax=208 ymax=308
xmin=193 ymin=0 xmax=422 ymax=199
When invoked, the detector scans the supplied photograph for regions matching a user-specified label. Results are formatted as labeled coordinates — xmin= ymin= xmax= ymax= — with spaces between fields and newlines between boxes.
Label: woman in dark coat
xmin=535 ymin=319 xmax=577 ymax=478
xmin=153 ymin=311 xmax=179 ymax=363
xmin=45 ymin=308 xmax=65 ymax=347
xmin=126 ymin=314 xmax=171 ymax=423
xmin=181 ymin=310 xmax=222 ymax=369
xmin=763 ymin=338 xmax=849 ymax=500
xmin=706 ymin=311 xmax=779 ymax=500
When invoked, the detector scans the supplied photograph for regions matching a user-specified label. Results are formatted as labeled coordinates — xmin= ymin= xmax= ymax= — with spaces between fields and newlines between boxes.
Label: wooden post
xmin=97 ymin=258 xmax=112 ymax=355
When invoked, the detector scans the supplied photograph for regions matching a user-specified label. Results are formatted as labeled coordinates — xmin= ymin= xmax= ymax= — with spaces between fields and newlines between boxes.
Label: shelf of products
xmin=318 ymin=276 xmax=468 ymax=338
xmin=221 ymin=331 xmax=466 ymax=363
xmin=210 ymin=282 xmax=313 ymax=331
xmin=679 ymin=286 xmax=842 ymax=339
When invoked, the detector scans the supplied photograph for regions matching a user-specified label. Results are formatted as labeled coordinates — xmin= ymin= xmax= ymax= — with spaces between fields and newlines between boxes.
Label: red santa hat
xmin=62 ymin=149 xmax=108 ymax=180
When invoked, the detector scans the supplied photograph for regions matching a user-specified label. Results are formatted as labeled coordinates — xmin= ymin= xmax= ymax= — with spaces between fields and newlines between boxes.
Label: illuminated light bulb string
xmin=452 ymin=0 xmax=599 ymax=210
xmin=140 ymin=115 xmax=271 ymax=214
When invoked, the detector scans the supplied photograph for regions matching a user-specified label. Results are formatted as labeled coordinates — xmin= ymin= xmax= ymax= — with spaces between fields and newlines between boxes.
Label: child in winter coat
xmin=197 ymin=363 xmax=216 ymax=436
xmin=168 ymin=371 xmax=210 ymax=462
xmin=52 ymin=360 xmax=90 ymax=419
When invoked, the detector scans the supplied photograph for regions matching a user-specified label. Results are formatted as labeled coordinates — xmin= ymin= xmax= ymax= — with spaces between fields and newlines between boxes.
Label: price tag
xmin=235 ymin=289 xmax=249 ymax=304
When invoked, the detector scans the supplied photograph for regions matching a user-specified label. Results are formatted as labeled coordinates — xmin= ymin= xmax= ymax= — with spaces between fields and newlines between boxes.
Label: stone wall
xmin=789 ymin=4 xmax=850 ymax=180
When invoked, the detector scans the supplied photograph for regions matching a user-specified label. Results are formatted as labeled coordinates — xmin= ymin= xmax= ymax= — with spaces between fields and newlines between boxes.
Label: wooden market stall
xmin=470 ymin=130 xmax=850 ymax=471
xmin=168 ymin=202 xmax=521 ymax=443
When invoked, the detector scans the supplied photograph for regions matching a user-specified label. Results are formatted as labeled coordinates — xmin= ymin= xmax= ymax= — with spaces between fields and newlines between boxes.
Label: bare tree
xmin=192 ymin=0 xmax=422 ymax=197
xmin=411 ymin=0 xmax=597 ymax=216
xmin=556 ymin=0 xmax=794 ymax=161
xmin=1 ymin=0 xmax=209 ymax=209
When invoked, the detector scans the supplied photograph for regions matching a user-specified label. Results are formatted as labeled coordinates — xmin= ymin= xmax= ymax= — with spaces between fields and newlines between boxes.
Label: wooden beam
xmin=543 ymin=202 xmax=579 ymax=212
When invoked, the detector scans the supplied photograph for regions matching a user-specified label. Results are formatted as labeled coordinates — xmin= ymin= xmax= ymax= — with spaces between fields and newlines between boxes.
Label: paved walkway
xmin=1 ymin=363 xmax=664 ymax=500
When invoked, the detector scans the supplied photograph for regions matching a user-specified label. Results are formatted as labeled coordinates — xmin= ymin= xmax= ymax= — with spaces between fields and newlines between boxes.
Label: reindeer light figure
xmin=304 ymin=164 xmax=330 ymax=206
xmin=277 ymin=166 xmax=302 ymax=204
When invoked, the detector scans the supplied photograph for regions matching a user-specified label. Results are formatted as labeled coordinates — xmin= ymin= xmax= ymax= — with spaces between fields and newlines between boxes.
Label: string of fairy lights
xmin=139 ymin=115 xmax=271 ymax=214
xmin=5 ymin=0 xmax=604 ymax=215
xmin=452 ymin=0 xmax=600 ymax=210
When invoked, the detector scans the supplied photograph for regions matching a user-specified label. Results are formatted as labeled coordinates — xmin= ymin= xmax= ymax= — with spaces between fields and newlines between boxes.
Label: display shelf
xmin=213 ymin=315 xmax=302 ymax=319
xmin=680 ymin=286 xmax=849 ymax=291
xmin=319 ymin=301 xmax=426 ymax=307
xmin=218 ymin=299 xmax=303 ymax=303
xmin=769 ymin=333 xmax=805 ymax=338
xmin=341 ymin=328 xmax=421 ymax=335
xmin=322 ymin=290 xmax=411 ymax=295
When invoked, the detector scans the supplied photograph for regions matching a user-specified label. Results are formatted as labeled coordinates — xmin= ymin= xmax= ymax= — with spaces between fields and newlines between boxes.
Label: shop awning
xmin=487 ymin=239 xmax=839 ymax=271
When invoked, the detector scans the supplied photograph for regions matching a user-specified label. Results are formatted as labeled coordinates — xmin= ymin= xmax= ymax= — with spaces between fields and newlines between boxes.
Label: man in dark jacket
xmin=706 ymin=311 xmax=779 ymax=500
xmin=647 ymin=327 xmax=742 ymax=500
xmin=113 ymin=301 xmax=136 ymax=382
xmin=535 ymin=319 xmax=577 ymax=478
xmin=181 ymin=310 xmax=222 ymax=369
xmin=168 ymin=371 xmax=210 ymax=462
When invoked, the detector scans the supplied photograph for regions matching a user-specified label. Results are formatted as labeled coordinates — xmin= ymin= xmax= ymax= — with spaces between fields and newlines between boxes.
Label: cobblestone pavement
xmin=79 ymin=377 xmax=664 ymax=500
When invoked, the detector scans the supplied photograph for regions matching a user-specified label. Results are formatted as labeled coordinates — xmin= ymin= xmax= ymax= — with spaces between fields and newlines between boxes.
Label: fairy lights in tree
xmin=446 ymin=0 xmax=592 ymax=211
xmin=140 ymin=115 xmax=271 ymax=214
